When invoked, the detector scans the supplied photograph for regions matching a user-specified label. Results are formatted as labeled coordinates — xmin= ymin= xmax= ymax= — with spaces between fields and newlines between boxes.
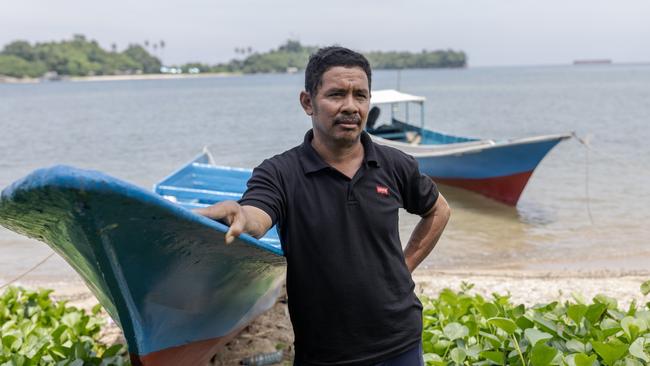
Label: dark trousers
xmin=293 ymin=343 xmax=424 ymax=366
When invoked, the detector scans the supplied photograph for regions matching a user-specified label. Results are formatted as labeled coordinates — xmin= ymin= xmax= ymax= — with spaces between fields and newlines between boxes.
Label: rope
xmin=572 ymin=132 xmax=595 ymax=225
xmin=576 ymin=134 xmax=650 ymax=174
xmin=572 ymin=131 xmax=650 ymax=225
xmin=0 ymin=252 xmax=55 ymax=290
xmin=202 ymin=145 xmax=216 ymax=165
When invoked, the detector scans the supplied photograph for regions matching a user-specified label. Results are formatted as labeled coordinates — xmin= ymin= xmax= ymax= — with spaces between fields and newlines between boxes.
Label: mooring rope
xmin=0 ymin=251 xmax=55 ymax=290
xmin=572 ymin=131 xmax=650 ymax=226
xmin=572 ymin=132 xmax=595 ymax=225
xmin=202 ymin=145 xmax=216 ymax=165
xmin=584 ymin=140 xmax=650 ymax=174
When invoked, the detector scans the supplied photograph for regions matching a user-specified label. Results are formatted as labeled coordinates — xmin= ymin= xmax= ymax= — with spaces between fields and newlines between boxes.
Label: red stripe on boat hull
xmin=130 ymin=326 xmax=243 ymax=366
xmin=129 ymin=279 xmax=285 ymax=365
xmin=433 ymin=171 xmax=534 ymax=206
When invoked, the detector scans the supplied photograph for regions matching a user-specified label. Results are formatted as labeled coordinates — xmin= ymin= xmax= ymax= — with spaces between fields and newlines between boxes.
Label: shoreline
xmin=4 ymin=63 xmax=650 ymax=84
xmin=13 ymin=268 xmax=645 ymax=307
xmin=412 ymin=269 xmax=649 ymax=308
xmin=6 ymin=267 xmax=649 ymax=290
xmin=70 ymin=72 xmax=241 ymax=82
xmin=0 ymin=72 xmax=242 ymax=84
xmin=2 ymin=244 xmax=649 ymax=287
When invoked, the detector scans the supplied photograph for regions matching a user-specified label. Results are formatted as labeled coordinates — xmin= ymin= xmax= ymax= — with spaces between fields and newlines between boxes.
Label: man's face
xmin=300 ymin=66 xmax=370 ymax=147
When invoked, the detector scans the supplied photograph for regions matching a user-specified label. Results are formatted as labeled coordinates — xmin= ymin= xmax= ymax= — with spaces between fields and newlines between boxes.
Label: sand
xmin=4 ymin=268 xmax=648 ymax=365
xmin=0 ymin=72 xmax=240 ymax=84
xmin=68 ymin=72 xmax=240 ymax=82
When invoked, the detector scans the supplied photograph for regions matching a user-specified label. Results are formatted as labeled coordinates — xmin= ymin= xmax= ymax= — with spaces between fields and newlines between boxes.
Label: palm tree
xmin=159 ymin=40 xmax=165 ymax=63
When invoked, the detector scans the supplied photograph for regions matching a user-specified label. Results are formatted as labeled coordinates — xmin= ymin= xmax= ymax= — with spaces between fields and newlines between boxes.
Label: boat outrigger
xmin=367 ymin=89 xmax=572 ymax=205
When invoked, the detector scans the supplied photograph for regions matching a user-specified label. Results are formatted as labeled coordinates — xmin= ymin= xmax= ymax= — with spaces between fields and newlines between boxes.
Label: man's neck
xmin=311 ymin=133 xmax=364 ymax=178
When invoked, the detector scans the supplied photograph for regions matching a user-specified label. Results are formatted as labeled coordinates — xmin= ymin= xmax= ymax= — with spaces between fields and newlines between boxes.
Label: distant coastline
xmin=0 ymin=72 xmax=240 ymax=84
xmin=573 ymin=59 xmax=612 ymax=65
xmin=0 ymin=35 xmax=467 ymax=81
xmin=70 ymin=72 xmax=239 ymax=82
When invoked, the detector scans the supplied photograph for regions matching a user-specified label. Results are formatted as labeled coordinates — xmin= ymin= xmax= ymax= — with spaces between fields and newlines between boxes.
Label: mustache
xmin=334 ymin=115 xmax=362 ymax=124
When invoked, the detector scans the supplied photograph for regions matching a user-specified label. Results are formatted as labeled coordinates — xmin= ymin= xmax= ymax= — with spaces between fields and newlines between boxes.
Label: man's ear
xmin=299 ymin=91 xmax=313 ymax=116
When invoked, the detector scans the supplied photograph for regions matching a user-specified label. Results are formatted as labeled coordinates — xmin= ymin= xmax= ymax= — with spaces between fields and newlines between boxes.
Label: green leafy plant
xmin=420 ymin=281 xmax=650 ymax=365
xmin=0 ymin=286 xmax=129 ymax=365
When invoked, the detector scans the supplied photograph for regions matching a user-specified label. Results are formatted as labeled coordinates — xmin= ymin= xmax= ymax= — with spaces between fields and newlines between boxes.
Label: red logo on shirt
xmin=376 ymin=185 xmax=389 ymax=196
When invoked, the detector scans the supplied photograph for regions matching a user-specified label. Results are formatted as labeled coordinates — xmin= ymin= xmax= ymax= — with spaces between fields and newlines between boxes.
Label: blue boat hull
xmin=371 ymin=120 xmax=571 ymax=205
xmin=415 ymin=139 xmax=565 ymax=179
xmin=0 ymin=166 xmax=285 ymax=365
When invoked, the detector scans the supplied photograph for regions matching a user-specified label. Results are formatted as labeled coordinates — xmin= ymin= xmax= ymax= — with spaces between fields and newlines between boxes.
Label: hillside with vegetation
xmin=194 ymin=40 xmax=467 ymax=74
xmin=0 ymin=36 xmax=467 ymax=79
xmin=0 ymin=35 xmax=161 ymax=78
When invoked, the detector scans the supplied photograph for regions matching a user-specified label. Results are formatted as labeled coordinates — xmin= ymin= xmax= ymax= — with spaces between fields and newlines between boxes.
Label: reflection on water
xmin=410 ymin=179 xmax=650 ymax=271
xmin=401 ymin=184 xmax=540 ymax=271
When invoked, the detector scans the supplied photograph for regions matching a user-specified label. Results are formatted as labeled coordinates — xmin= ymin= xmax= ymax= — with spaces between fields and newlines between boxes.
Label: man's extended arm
xmin=403 ymin=194 xmax=451 ymax=272
xmin=194 ymin=201 xmax=273 ymax=244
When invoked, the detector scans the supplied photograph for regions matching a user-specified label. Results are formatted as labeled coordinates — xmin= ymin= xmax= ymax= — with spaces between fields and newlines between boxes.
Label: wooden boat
xmin=0 ymin=153 xmax=285 ymax=366
xmin=367 ymin=89 xmax=572 ymax=205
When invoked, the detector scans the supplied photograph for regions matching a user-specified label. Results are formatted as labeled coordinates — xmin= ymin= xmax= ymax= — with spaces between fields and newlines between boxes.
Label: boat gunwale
xmin=371 ymin=132 xmax=573 ymax=158
xmin=156 ymin=185 xmax=244 ymax=199
xmin=12 ymin=165 xmax=285 ymax=256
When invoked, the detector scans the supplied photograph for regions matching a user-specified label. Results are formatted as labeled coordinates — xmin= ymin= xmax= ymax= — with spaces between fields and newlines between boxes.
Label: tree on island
xmin=203 ymin=40 xmax=466 ymax=74
xmin=0 ymin=34 xmax=161 ymax=78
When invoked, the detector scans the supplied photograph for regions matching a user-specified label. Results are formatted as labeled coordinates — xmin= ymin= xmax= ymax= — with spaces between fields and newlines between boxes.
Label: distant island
xmin=0 ymin=35 xmax=161 ymax=80
xmin=195 ymin=40 xmax=467 ymax=74
xmin=573 ymin=59 xmax=612 ymax=65
xmin=0 ymin=35 xmax=467 ymax=80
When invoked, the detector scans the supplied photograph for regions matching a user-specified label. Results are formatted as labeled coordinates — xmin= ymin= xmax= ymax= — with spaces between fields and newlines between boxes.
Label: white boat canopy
xmin=371 ymin=89 xmax=426 ymax=105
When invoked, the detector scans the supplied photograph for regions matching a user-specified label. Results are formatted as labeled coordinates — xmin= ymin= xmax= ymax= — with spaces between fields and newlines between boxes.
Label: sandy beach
xmin=68 ymin=72 xmax=240 ymax=82
xmin=0 ymin=72 xmax=240 ymax=84
xmin=5 ymin=268 xmax=648 ymax=365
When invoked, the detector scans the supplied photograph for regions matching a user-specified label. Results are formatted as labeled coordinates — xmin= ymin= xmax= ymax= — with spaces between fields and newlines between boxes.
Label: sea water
xmin=1 ymin=65 xmax=649 ymax=280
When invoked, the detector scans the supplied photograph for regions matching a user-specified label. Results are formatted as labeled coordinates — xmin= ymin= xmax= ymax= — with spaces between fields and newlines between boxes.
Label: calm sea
xmin=1 ymin=65 xmax=649 ymax=281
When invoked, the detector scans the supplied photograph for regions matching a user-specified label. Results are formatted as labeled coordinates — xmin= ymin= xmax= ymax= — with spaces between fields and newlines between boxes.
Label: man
xmin=197 ymin=46 xmax=450 ymax=365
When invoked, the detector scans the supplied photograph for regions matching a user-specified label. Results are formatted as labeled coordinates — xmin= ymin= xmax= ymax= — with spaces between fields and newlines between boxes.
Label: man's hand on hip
xmin=194 ymin=201 xmax=272 ymax=243
xmin=404 ymin=194 xmax=451 ymax=272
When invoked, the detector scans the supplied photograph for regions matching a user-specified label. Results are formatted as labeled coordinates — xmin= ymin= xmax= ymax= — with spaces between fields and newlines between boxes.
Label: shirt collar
xmin=299 ymin=129 xmax=380 ymax=175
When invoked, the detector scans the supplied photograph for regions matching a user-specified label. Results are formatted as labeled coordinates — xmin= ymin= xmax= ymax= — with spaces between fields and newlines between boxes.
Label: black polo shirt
xmin=239 ymin=130 xmax=438 ymax=365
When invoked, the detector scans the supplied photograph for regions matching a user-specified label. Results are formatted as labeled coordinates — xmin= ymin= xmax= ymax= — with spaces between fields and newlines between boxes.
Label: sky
xmin=2 ymin=0 xmax=649 ymax=67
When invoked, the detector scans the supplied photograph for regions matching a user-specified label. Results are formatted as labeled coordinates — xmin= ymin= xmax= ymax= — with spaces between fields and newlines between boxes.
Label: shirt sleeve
xmin=238 ymin=159 xmax=285 ymax=226
xmin=399 ymin=154 xmax=439 ymax=216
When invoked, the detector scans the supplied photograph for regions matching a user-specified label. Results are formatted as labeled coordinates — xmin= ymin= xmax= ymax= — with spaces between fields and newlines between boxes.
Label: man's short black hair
xmin=304 ymin=46 xmax=372 ymax=96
